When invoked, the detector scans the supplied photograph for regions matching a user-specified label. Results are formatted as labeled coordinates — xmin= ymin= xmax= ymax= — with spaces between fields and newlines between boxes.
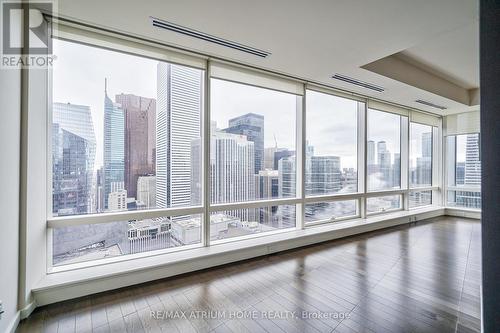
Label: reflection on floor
xmin=17 ymin=216 xmax=481 ymax=333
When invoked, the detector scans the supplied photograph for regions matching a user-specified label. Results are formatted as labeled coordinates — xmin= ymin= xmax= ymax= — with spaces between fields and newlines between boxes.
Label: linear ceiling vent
xmin=331 ymin=74 xmax=384 ymax=92
xmin=415 ymin=99 xmax=447 ymax=110
xmin=150 ymin=17 xmax=271 ymax=58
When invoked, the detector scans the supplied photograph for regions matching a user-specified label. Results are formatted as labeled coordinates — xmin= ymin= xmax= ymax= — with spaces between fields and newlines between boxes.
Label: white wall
xmin=0 ymin=67 xmax=21 ymax=331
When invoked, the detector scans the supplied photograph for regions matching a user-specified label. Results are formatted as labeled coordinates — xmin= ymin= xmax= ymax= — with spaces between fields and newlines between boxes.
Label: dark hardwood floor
xmin=17 ymin=216 xmax=481 ymax=333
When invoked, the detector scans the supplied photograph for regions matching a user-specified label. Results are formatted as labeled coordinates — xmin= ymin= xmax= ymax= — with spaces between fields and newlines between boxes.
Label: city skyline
xmin=50 ymin=39 xmax=449 ymax=265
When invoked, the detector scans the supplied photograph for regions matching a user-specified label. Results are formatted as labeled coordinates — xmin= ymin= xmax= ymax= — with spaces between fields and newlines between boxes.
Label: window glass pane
xmin=305 ymin=90 xmax=360 ymax=196
xmin=52 ymin=214 xmax=201 ymax=266
xmin=305 ymin=200 xmax=358 ymax=223
xmin=447 ymin=190 xmax=481 ymax=209
xmin=366 ymin=195 xmax=401 ymax=214
xmin=409 ymin=123 xmax=432 ymax=187
xmin=52 ymin=39 xmax=203 ymax=217
xmin=456 ymin=134 xmax=481 ymax=186
xmin=210 ymin=205 xmax=296 ymax=241
xmin=409 ymin=190 xmax=432 ymax=208
xmin=209 ymin=78 xmax=299 ymax=204
xmin=367 ymin=109 xmax=402 ymax=191
xmin=446 ymin=133 xmax=481 ymax=209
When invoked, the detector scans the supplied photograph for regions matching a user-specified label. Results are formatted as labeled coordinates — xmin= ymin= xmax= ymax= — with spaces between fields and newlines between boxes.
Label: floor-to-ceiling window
xmin=446 ymin=134 xmax=481 ymax=209
xmin=44 ymin=23 xmax=443 ymax=272
xmin=409 ymin=122 xmax=433 ymax=208
xmin=303 ymin=89 xmax=362 ymax=224
xmin=50 ymin=39 xmax=205 ymax=266
xmin=209 ymin=77 xmax=301 ymax=240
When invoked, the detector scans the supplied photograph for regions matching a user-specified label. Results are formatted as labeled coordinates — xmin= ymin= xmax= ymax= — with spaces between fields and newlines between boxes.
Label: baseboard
xmin=6 ymin=311 xmax=20 ymax=333
xmin=32 ymin=207 xmax=444 ymax=308
xmin=19 ymin=301 xmax=36 ymax=319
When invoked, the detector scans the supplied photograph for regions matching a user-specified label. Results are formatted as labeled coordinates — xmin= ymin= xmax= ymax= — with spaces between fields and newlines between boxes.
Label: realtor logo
xmin=1 ymin=0 xmax=55 ymax=68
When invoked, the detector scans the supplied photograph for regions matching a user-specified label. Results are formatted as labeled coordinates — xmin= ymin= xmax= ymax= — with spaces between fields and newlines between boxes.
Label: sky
xmin=52 ymin=39 xmax=157 ymax=169
xmin=53 ymin=38 xmax=419 ymax=173
xmin=210 ymin=78 xmax=297 ymax=150
xmin=410 ymin=122 xmax=433 ymax=168
xmin=367 ymin=108 xmax=401 ymax=165
xmin=306 ymin=90 xmax=358 ymax=169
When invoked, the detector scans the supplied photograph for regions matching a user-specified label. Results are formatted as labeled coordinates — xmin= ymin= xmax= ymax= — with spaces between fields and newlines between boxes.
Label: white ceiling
xmin=54 ymin=0 xmax=479 ymax=115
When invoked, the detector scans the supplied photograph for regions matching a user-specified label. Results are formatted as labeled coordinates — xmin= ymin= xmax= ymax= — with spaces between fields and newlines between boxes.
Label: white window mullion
xmin=360 ymin=102 xmax=367 ymax=218
xmin=433 ymin=125 xmax=442 ymax=206
xmin=203 ymin=63 xmax=211 ymax=247
xmin=401 ymin=116 xmax=409 ymax=210
xmin=297 ymin=88 xmax=306 ymax=230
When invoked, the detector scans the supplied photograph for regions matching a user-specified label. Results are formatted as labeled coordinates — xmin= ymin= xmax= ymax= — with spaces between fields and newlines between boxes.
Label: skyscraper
xmin=278 ymin=156 xmax=296 ymax=227
xmin=137 ymin=175 xmax=156 ymax=209
xmin=116 ymin=94 xmax=156 ymax=201
xmin=96 ymin=167 xmax=104 ymax=213
xmin=422 ymin=132 xmax=432 ymax=158
xmin=264 ymin=147 xmax=278 ymax=170
xmin=156 ymin=63 xmax=203 ymax=208
xmin=305 ymin=155 xmax=342 ymax=195
xmin=103 ymin=80 xmax=125 ymax=209
xmin=456 ymin=134 xmax=481 ymax=208
xmin=255 ymin=170 xmax=279 ymax=224
xmin=377 ymin=141 xmax=393 ymax=187
xmin=210 ymin=131 xmax=255 ymax=207
xmin=367 ymin=140 xmax=375 ymax=166
xmin=415 ymin=131 xmax=432 ymax=186
xmin=273 ymin=149 xmax=295 ymax=170
xmin=52 ymin=102 xmax=96 ymax=216
xmin=464 ymin=134 xmax=481 ymax=186
xmin=192 ymin=128 xmax=256 ymax=221
xmin=224 ymin=113 xmax=264 ymax=174
xmin=256 ymin=170 xmax=279 ymax=200
xmin=393 ymin=153 xmax=401 ymax=187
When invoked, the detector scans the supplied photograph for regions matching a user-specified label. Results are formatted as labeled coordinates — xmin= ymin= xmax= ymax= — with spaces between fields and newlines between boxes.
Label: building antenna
xmin=104 ymin=78 xmax=107 ymax=95
xmin=273 ymin=134 xmax=278 ymax=148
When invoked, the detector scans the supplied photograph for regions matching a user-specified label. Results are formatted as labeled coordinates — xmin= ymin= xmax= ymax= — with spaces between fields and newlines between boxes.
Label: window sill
xmin=445 ymin=207 xmax=481 ymax=219
xmin=33 ymin=206 xmax=444 ymax=306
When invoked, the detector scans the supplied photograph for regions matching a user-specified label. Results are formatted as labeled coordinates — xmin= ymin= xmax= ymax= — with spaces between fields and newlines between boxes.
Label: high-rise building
xmin=273 ymin=149 xmax=295 ymax=170
xmin=367 ymin=140 xmax=375 ymax=166
xmin=422 ymin=132 xmax=432 ymax=158
xmin=210 ymin=131 xmax=255 ymax=218
xmin=137 ymin=175 xmax=156 ymax=209
xmin=255 ymin=170 xmax=279 ymax=224
xmin=456 ymin=162 xmax=466 ymax=185
xmin=52 ymin=102 xmax=96 ymax=216
xmin=192 ymin=128 xmax=255 ymax=221
xmin=377 ymin=141 xmax=393 ymax=187
xmin=278 ymin=156 xmax=296 ymax=227
xmin=457 ymin=134 xmax=481 ymax=208
xmin=108 ymin=189 xmax=128 ymax=212
xmin=416 ymin=156 xmax=431 ymax=185
xmin=464 ymin=134 xmax=481 ymax=186
xmin=413 ymin=131 xmax=432 ymax=186
xmin=256 ymin=170 xmax=279 ymax=199
xmin=393 ymin=153 xmax=401 ymax=188
xmin=264 ymin=147 xmax=278 ymax=170
xmin=224 ymin=113 xmax=264 ymax=174
xmin=103 ymin=80 xmax=125 ymax=209
xmin=96 ymin=167 xmax=105 ymax=213
xmin=156 ymin=63 xmax=203 ymax=208
xmin=377 ymin=141 xmax=387 ymax=163
xmin=116 ymin=94 xmax=156 ymax=201
xmin=306 ymin=156 xmax=342 ymax=195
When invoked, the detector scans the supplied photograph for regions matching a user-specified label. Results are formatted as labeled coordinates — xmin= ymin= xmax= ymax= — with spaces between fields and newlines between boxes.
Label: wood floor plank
xmin=16 ymin=216 xmax=481 ymax=333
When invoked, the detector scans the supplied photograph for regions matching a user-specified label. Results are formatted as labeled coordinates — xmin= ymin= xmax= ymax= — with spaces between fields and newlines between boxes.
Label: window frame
xmin=41 ymin=20 xmax=444 ymax=273
xmin=443 ymin=132 xmax=482 ymax=210
xmin=409 ymin=122 xmax=434 ymax=189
